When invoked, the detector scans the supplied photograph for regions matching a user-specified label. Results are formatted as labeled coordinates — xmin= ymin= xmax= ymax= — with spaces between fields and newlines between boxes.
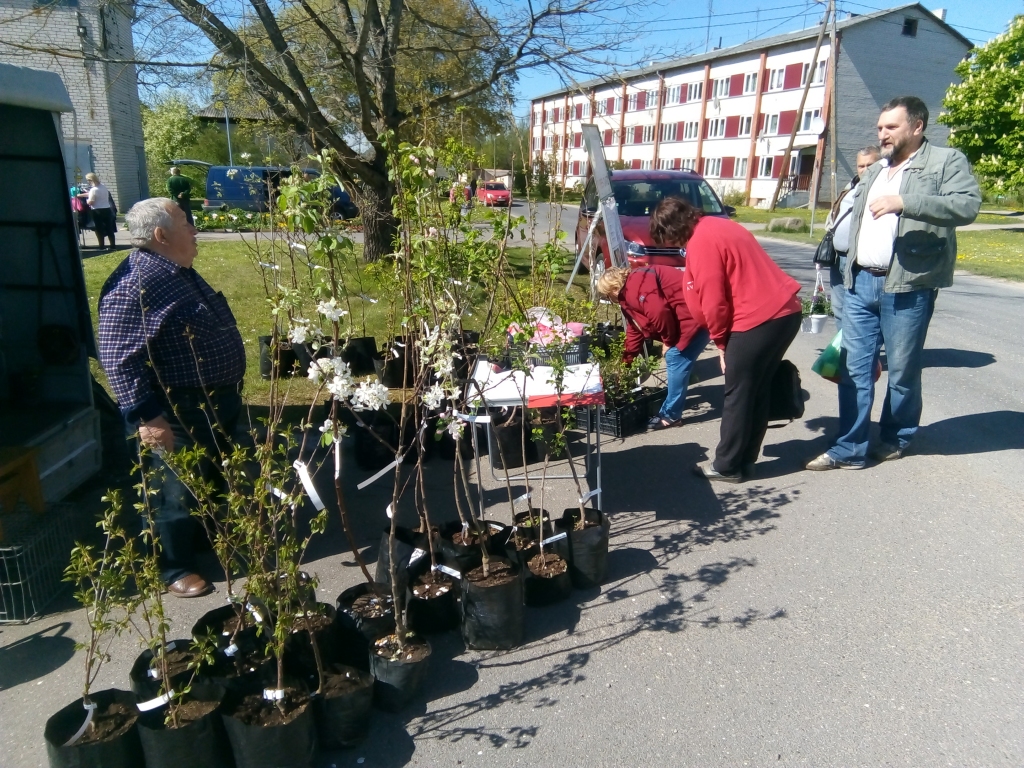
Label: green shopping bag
xmin=812 ymin=330 xmax=843 ymax=383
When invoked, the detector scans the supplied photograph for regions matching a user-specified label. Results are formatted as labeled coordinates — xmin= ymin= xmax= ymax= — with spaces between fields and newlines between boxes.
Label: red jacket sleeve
xmin=685 ymin=241 xmax=733 ymax=349
xmin=622 ymin=314 xmax=644 ymax=363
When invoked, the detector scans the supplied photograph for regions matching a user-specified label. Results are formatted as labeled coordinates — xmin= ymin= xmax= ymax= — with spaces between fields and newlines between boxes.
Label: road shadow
xmin=0 ymin=623 xmax=76 ymax=690
xmin=916 ymin=411 xmax=1024 ymax=456
xmin=921 ymin=348 xmax=996 ymax=369
xmin=759 ymin=416 xmax=840 ymax=479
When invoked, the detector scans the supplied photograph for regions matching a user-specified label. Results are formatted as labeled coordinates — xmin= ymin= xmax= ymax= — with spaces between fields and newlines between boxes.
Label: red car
xmin=575 ymin=170 xmax=735 ymax=273
xmin=477 ymin=182 xmax=512 ymax=206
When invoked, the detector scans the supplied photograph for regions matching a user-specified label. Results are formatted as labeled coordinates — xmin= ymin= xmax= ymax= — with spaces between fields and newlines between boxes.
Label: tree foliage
xmin=940 ymin=16 xmax=1024 ymax=192
xmin=141 ymin=94 xmax=202 ymax=193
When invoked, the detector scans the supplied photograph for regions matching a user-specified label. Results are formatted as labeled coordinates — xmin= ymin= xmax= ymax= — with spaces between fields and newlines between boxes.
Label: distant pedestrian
xmin=824 ymin=146 xmax=881 ymax=333
xmin=84 ymin=173 xmax=116 ymax=249
xmin=805 ymin=96 xmax=980 ymax=471
xmin=651 ymin=197 xmax=802 ymax=483
xmin=166 ymin=166 xmax=194 ymax=226
xmin=70 ymin=179 xmax=93 ymax=235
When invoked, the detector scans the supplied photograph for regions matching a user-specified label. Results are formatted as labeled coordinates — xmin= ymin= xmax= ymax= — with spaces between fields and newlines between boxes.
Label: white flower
xmin=288 ymin=319 xmax=310 ymax=345
xmin=411 ymin=156 xmax=420 ymax=165
xmin=352 ymin=379 xmax=391 ymax=411
xmin=226 ymin=168 xmax=239 ymax=179
xmin=246 ymin=213 xmax=254 ymax=219
xmin=306 ymin=357 xmax=332 ymax=384
xmin=318 ymin=418 xmax=333 ymax=433
xmin=427 ymin=168 xmax=435 ymax=177
xmin=229 ymin=214 xmax=238 ymax=221
xmin=240 ymin=152 xmax=252 ymax=161
xmin=427 ymin=226 xmax=439 ymax=238
xmin=327 ymin=373 xmax=355 ymax=401
xmin=316 ymin=298 xmax=348 ymax=323
xmin=422 ymin=384 xmax=444 ymax=410
xmin=446 ymin=419 xmax=464 ymax=440
xmin=433 ymin=355 xmax=455 ymax=380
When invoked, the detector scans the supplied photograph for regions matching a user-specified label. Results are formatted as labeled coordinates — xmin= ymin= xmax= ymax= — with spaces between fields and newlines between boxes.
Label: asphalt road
xmin=2 ymin=238 xmax=1022 ymax=768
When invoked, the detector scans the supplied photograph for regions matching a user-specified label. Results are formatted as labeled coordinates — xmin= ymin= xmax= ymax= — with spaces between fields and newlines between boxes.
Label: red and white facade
xmin=531 ymin=42 xmax=831 ymax=206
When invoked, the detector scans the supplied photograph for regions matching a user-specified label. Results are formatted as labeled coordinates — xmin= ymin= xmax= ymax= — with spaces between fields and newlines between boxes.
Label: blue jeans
xmin=659 ymin=329 xmax=710 ymax=421
xmin=829 ymin=254 xmax=847 ymax=334
xmin=828 ymin=269 xmax=936 ymax=464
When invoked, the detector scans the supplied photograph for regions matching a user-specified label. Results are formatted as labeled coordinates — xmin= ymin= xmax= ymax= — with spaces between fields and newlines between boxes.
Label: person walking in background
xmin=98 ymin=197 xmax=246 ymax=597
xmin=596 ymin=265 xmax=710 ymax=429
xmin=824 ymin=146 xmax=881 ymax=333
xmin=650 ymin=197 xmax=802 ymax=483
xmin=70 ymin=178 xmax=93 ymax=239
xmin=805 ymin=96 xmax=980 ymax=471
xmin=84 ymin=173 xmax=116 ymax=249
xmin=166 ymin=166 xmax=194 ymax=226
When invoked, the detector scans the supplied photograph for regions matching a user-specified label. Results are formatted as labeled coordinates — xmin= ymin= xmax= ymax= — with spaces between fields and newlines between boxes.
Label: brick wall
xmin=0 ymin=0 xmax=146 ymax=209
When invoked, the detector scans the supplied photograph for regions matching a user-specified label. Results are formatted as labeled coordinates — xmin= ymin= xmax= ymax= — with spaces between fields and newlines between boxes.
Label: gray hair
xmin=858 ymin=145 xmax=881 ymax=158
xmin=125 ymin=197 xmax=176 ymax=247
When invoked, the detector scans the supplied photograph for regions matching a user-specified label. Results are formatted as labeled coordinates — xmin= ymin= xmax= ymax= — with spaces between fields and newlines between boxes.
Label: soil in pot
xmin=44 ymin=689 xmax=144 ymax=768
xmin=369 ymin=633 xmax=432 ymax=713
xmin=556 ymin=507 xmax=611 ymax=589
xmin=461 ymin=558 xmax=524 ymax=650
xmin=524 ymin=552 xmax=572 ymax=606
xmin=313 ymin=664 xmax=375 ymax=749
xmin=137 ymin=683 xmax=232 ymax=768
xmin=129 ymin=639 xmax=205 ymax=700
xmin=222 ymin=687 xmax=316 ymax=768
xmin=406 ymin=571 xmax=458 ymax=634
xmin=336 ymin=583 xmax=396 ymax=643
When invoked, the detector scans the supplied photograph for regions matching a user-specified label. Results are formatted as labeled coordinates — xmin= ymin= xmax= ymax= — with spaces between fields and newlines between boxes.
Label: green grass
xmin=956 ymin=230 xmax=1024 ymax=281
xmin=728 ymin=206 xmax=813 ymax=225
xmin=971 ymin=212 xmax=1024 ymax=225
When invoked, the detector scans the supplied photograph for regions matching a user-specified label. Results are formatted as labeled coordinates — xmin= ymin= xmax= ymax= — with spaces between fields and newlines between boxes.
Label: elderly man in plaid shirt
xmin=98 ymin=198 xmax=246 ymax=597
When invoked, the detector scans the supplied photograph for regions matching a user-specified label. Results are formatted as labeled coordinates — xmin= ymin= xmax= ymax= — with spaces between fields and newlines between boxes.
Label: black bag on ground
xmin=768 ymin=360 xmax=804 ymax=422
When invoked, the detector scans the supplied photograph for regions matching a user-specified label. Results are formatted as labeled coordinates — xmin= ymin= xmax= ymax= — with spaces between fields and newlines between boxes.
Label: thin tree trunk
xmin=356 ymin=181 xmax=399 ymax=263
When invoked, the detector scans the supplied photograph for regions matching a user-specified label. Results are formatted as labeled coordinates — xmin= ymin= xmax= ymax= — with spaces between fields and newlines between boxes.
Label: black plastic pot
xmin=524 ymin=552 xmax=572 ymax=606
xmin=490 ymin=407 xmax=530 ymax=469
xmin=259 ymin=336 xmax=299 ymax=380
xmin=336 ymin=583 xmax=396 ymax=643
xmin=529 ymin=415 xmax=560 ymax=460
xmin=373 ymin=525 xmax=426 ymax=591
xmin=222 ymin=688 xmax=317 ymax=768
xmin=340 ymin=336 xmax=378 ymax=377
xmin=375 ymin=337 xmax=418 ymax=388
xmin=437 ymin=520 xmax=506 ymax=574
xmin=312 ymin=665 xmax=375 ymax=749
xmin=369 ymin=636 xmax=432 ymax=712
xmin=461 ymin=558 xmax=524 ymax=650
xmin=137 ymin=683 xmax=232 ymax=768
xmin=406 ymin=571 xmax=459 ymax=634
xmin=128 ymin=639 xmax=202 ymax=700
xmin=556 ymin=507 xmax=611 ymax=589
xmin=44 ymin=689 xmax=144 ymax=768
xmin=285 ymin=603 xmax=341 ymax=684
xmin=352 ymin=408 xmax=400 ymax=472
xmin=293 ymin=342 xmax=333 ymax=376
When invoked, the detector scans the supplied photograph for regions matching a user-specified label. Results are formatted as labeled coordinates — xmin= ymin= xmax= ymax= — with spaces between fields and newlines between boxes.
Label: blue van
xmin=170 ymin=160 xmax=358 ymax=218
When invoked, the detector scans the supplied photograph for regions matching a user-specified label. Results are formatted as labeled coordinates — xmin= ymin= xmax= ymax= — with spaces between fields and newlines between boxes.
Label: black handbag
xmin=768 ymin=360 xmax=804 ymax=422
xmin=812 ymin=207 xmax=851 ymax=268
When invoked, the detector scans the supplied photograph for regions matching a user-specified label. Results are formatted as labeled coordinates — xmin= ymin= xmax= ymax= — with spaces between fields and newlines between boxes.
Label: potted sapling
xmin=802 ymin=276 xmax=832 ymax=334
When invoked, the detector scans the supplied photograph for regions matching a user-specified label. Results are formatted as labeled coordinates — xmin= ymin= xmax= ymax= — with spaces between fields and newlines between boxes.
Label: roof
xmin=0 ymin=63 xmax=73 ymax=113
xmin=533 ymin=3 xmax=973 ymax=101
xmin=197 ymin=105 xmax=274 ymax=121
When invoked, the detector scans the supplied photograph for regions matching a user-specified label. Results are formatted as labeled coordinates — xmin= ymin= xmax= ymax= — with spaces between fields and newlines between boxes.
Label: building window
xmin=615 ymin=96 xmax=624 ymax=114
xmin=687 ymin=82 xmax=703 ymax=102
xmin=683 ymin=121 xmax=700 ymax=140
xmin=738 ymin=116 xmax=753 ymax=137
xmin=763 ymin=113 xmax=780 ymax=135
xmin=646 ymin=90 xmax=658 ymax=109
xmin=758 ymin=156 xmax=774 ymax=177
xmin=768 ymin=69 xmax=785 ymax=91
xmin=707 ymin=118 xmax=726 ymax=138
xmin=533 ymin=136 xmax=541 ymax=151
xmin=743 ymin=73 xmax=758 ymax=94
xmin=640 ymin=159 xmax=653 ymax=170
xmin=658 ymin=157 xmax=675 ymax=170
xmin=664 ymin=85 xmax=682 ymax=105
xmin=681 ymin=158 xmax=696 ymax=171
xmin=581 ymin=102 xmax=590 ymax=118
xmin=660 ymin=123 xmax=677 ymax=142
xmin=597 ymin=100 xmax=607 ymax=116
xmin=628 ymin=93 xmax=638 ymax=111
xmin=642 ymin=125 xmax=656 ymax=143
xmin=735 ymin=157 xmax=749 ymax=178
xmin=534 ymin=112 xmax=541 ymax=126
xmin=704 ymin=157 xmax=722 ymax=177
xmin=712 ymin=78 xmax=730 ymax=99
xmin=902 ymin=17 xmax=918 ymax=37
xmin=802 ymin=108 xmax=822 ymax=131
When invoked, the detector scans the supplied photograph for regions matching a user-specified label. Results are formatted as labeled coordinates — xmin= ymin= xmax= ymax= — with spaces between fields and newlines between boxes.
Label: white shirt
xmin=855 ymin=155 xmax=914 ymax=269
xmin=86 ymin=183 xmax=112 ymax=209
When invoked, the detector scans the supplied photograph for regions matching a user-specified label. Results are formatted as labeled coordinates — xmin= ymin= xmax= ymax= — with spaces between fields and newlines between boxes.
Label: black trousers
xmin=92 ymin=207 xmax=116 ymax=245
xmin=714 ymin=312 xmax=802 ymax=474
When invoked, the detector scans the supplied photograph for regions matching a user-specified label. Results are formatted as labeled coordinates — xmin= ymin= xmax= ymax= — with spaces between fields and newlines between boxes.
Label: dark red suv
xmin=575 ymin=170 xmax=735 ymax=273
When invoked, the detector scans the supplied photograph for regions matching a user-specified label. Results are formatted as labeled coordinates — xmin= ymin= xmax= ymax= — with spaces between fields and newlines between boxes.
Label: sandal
xmin=647 ymin=416 xmax=679 ymax=430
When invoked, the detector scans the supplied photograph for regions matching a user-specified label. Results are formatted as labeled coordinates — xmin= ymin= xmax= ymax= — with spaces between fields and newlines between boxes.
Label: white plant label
xmin=357 ymin=455 xmax=402 ymax=490
xmin=163 ymin=641 xmax=176 ymax=652
xmin=263 ymin=688 xmax=286 ymax=702
xmin=224 ymin=643 xmax=239 ymax=657
xmin=147 ymin=668 xmax=160 ymax=680
xmin=433 ymin=564 xmax=462 ymax=580
xmin=454 ymin=411 xmax=490 ymax=424
xmin=293 ymin=460 xmax=325 ymax=511
xmin=542 ymin=532 xmax=568 ymax=546
xmin=409 ymin=548 xmax=427 ymax=565
xmin=514 ymin=492 xmax=531 ymax=504
xmin=386 ymin=503 xmax=394 ymax=519
xmin=64 ymin=701 xmax=98 ymax=746
xmin=137 ymin=692 xmax=173 ymax=712
xmin=579 ymin=488 xmax=601 ymax=504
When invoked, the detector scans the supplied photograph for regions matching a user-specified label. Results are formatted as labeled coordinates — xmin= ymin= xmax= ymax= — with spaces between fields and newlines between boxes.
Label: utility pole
xmin=768 ymin=3 xmax=830 ymax=211
xmin=828 ymin=0 xmax=838 ymax=202
xmin=223 ymin=101 xmax=233 ymax=165
xmin=704 ymin=0 xmax=713 ymax=53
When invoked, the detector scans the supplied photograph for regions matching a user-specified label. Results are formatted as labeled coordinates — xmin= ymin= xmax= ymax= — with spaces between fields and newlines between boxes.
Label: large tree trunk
xmin=357 ymin=181 xmax=398 ymax=263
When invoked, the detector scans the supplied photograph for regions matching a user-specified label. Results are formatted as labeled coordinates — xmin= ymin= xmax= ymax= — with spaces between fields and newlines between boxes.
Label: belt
xmin=855 ymin=264 xmax=888 ymax=277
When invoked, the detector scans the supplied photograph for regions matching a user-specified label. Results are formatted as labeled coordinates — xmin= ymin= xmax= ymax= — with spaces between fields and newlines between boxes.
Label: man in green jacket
xmin=166 ymin=167 xmax=194 ymax=226
xmin=806 ymin=96 xmax=980 ymax=471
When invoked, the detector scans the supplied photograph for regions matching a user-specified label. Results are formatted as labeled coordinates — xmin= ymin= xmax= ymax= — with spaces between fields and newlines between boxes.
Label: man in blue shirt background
xmin=98 ymin=198 xmax=246 ymax=597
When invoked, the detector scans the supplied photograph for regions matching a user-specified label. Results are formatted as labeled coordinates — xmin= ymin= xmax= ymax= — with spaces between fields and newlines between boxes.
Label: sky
xmin=509 ymin=0 xmax=1024 ymax=118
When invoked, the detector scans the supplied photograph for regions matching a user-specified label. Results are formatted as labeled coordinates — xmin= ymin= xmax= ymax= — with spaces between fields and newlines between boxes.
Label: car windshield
xmin=612 ymin=180 xmax=723 ymax=217
xmin=484 ymin=183 xmax=507 ymax=190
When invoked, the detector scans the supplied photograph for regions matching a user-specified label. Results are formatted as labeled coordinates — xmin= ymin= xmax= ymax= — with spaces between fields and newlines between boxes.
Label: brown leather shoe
xmin=167 ymin=573 xmax=213 ymax=598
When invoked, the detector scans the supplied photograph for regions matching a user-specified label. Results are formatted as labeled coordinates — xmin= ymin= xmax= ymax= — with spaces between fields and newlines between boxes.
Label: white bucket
xmin=808 ymin=314 xmax=828 ymax=334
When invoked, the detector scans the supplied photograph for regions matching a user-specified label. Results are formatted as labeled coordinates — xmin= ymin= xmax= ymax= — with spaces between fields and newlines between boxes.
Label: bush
xmin=721 ymin=188 xmax=747 ymax=207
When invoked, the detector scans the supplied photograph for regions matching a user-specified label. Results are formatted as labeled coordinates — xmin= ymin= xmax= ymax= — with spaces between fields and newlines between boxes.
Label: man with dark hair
xmin=806 ymin=96 xmax=980 ymax=471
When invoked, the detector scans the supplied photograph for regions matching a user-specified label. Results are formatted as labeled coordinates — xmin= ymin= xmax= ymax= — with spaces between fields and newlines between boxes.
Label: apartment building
xmin=529 ymin=3 xmax=972 ymax=206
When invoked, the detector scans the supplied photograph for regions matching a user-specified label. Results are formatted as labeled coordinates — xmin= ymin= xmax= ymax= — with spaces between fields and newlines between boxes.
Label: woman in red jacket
xmin=650 ymin=197 xmax=802 ymax=482
xmin=597 ymin=265 xmax=710 ymax=429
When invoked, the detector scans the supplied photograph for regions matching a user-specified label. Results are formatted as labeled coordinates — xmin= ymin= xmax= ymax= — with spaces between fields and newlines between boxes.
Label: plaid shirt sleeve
xmin=97 ymin=258 xmax=165 ymax=423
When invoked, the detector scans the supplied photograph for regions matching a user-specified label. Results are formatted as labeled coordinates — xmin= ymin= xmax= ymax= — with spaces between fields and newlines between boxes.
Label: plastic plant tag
xmin=514 ymin=492 xmax=531 ymax=504
xmin=409 ymin=548 xmax=427 ymax=565
xmin=541 ymin=532 xmax=568 ymax=546
xmin=357 ymin=454 xmax=403 ymax=490
xmin=386 ymin=504 xmax=394 ymax=519
xmin=578 ymin=488 xmax=601 ymax=504
xmin=334 ymin=441 xmax=341 ymax=479
xmin=293 ymin=460 xmax=325 ymax=510
xmin=246 ymin=602 xmax=264 ymax=624
xmin=454 ymin=411 xmax=490 ymax=424
xmin=137 ymin=692 xmax=174 ymax=712
xmin=64 ymin=701 xmax=98 ymax=747
xmin=163 ymin=641 xmax=176 ymax=652
xmin=359 ymin=293 xmax=379 ymax=304
xmin=258 ymin=262 xmax=281 ymax=270
xmin=148 ymin=668 xmax=160 ymax=680
xmin=263 ymin=688 xmax=286 ymax=702
xmin=433 ymin=564 xmax=462 ymax=580
xmin=223 ymin=643 xmax=239 ymax=657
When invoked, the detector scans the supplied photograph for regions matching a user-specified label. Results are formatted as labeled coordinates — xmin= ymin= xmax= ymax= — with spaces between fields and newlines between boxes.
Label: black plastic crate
xmin=0 ymin=504 xmax=79 ymax=623
xmin=645 ymin=387 xmax=668 ymax=419
xmin=504 ymin=335 xmax=591 ymax=368
xmin=580 ymin=397 xmax=649 ymax=439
